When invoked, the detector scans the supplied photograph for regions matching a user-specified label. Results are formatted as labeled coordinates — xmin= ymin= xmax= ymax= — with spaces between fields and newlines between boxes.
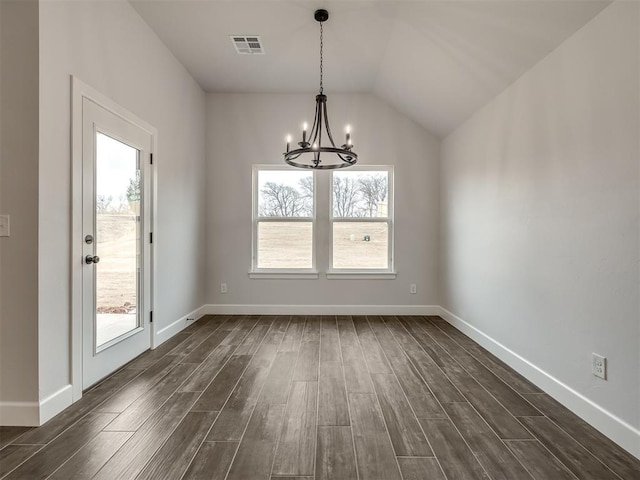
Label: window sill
xmin=249 ymin=271 xmax=319 ymax=279
xmin=325 ymin=271 xmax=397 ymax=280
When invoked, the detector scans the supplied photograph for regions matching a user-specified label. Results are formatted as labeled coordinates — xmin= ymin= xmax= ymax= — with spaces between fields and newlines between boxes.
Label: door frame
xmin=71 ymin=76 xmax=158 ymax=401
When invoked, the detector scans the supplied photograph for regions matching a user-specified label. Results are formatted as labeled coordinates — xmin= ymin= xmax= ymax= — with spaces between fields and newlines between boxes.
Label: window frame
xmin=250 ymin=165 xmax=318 ymax=278
xmin=328 ymin=165 xmax=395 ymax=276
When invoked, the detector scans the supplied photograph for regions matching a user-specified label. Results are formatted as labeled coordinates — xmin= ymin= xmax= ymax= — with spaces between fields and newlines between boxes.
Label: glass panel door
xmin=95 ymin=132 xmax=141 ymax=349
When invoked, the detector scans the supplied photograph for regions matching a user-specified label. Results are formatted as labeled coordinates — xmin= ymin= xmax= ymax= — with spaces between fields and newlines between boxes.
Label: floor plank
xmin=419 ymin=318 xmax=541 ymax=417
xmin=301 ymin=316 xmax=321 ymax=342
xmin=92 ymin=392 xmax=198 ymax=480
xmin=441 ymin=361 xmax=532 ymax=439
xmin=518 ymin=416 xmax=620 ymax=480
xmin=398 ymin=457 xmax=447 ymax=480
xmin=234 ymin=317 xmax=274 ymax=355
xmin=279 ymin=315 xmax=304 ymax=352
xmin=404 ymin=348 xmax=465 ymax=404
xmin=272 ymin=382 xmax=317 ymax=476
xmin=104 ymin=362 xmax=198 ymax=431
xmin=292 ymin=340 xmax=319 ymax=382
xmin=337 ymin=317 xmax=374 ymax=394
xmin=370 ymin=374 xmax=433 ymax=456
xmin=352 ymin=316 xmax=393 ymax=374
xmin=46 ymin=431 xmax=132 ymax=480
xmin=444 ymin=402 xmax=533 ymax=479
xmin=181 ymin=441 xmax=238 ymax=480
xmin=179 ymin=344 xmax=237 ymax=392
xmin=191 ymin=354 xmax=252 ymax=412
xmin=259 ymin=351 xmax=299 ymax=404
xmin=225 ymin=403 xmax=285 ymax=480
xmin=429 ymin=317 xmax=542 ymax=394
xmin=95 ymin=354 xmax=181 ymax=413
xmin=3 ymin=413 xmax=116 ymax=480
xmin=318 ymin=361 xmax=350 ymax=426
xmin=320 ymin=316 xmax=341 ymax=362
xmin=0 ymin=427 xmax=33 ymax=449
xmin=419 ymin=418 xmax=490 ymax=480
xmin=524 ymin=392 xmax=640 ymax=479
xmin=315 ymin=426 xmax=358 ymax=480
xmin=136 ymin=411 xmax=218 ymax=480
xmin=348 ymin=393 xmax=402 ymax=480
xmin=125 ymin=332 xmax=191 ymax=370
xmin=0 ymin=445 xmax=42 ymax=477
xmin=505 ymin=440 xmax=578 ymax=480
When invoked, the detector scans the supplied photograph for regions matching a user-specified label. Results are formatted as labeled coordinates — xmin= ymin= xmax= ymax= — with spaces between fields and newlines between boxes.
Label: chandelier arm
xmin=321 ymin=97 xmax=339 ymax=148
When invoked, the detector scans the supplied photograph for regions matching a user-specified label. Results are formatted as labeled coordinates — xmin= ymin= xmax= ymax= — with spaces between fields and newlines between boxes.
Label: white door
xmin=82 ymin=98 xmax=153 ymax=388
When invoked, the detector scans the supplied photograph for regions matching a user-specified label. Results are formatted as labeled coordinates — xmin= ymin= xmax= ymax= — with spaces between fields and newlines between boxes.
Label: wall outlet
xmin=592 ymin=353 xmax=607 ymax=380
xmin=410 ymin=284 xmax=417 ymax=294
xmin=220 ymin=282 xmax=228 ymax=294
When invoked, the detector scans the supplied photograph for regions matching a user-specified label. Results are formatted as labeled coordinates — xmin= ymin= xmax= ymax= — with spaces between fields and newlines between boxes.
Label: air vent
xmin=230 ymin=35 xmax=264 ymax=55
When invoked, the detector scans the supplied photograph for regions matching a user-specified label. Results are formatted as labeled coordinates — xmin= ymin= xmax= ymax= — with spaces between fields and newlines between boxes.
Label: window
xmin=252 ymin=166 xmax=315 ymax=273
xmin=251 ymin=165 xmax=394 ymax=278
xmin=331 ymin=167 xmax=393 ymax=272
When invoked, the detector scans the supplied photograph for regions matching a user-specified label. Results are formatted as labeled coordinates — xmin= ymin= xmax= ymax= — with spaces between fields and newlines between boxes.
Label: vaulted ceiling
xmin=129 ymin=0 xmax=610 ymax=136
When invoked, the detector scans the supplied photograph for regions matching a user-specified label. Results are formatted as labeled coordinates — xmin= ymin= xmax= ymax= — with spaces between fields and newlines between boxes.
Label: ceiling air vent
xmin=230 ymin=36 xmax=264 ymax=55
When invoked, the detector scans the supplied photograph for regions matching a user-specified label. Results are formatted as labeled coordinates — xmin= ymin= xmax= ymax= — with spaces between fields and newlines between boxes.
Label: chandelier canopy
xmin=284 ymin=9 xmax=358 ymax=170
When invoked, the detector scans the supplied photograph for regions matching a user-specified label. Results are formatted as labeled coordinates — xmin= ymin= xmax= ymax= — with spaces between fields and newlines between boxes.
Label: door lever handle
xmin=85 ymin=255 xmax=100 ymax=264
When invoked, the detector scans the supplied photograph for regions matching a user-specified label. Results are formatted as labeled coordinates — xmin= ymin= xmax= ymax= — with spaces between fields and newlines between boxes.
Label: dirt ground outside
xmin=96 ymin=214 xmax=138 ymax=312
xmin=258 ymin=222 xmax=388 ymax=269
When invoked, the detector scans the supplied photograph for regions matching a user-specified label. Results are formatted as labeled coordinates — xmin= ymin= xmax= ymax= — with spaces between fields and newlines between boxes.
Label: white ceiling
xmin=129 ymin=0 xmax=610 ymax=136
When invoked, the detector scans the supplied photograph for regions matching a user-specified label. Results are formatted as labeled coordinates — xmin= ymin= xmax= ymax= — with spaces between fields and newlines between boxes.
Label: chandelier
xmin=284 ymin=9 xmax=358 ymax=170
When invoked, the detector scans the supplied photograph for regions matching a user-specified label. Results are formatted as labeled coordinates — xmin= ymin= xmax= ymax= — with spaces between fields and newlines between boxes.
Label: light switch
xmin=0 ymin=215 xmax=10 ymax=237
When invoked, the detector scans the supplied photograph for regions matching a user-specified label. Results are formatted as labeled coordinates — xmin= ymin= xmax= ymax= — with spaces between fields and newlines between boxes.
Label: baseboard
xmin=203 ymin=304 xmax=440 ymax=316
xmin=0 ymin=400 xmax=40 ymax=426
xmin=438 ymin=306 xmax=640 ymax=460
xmin=153 ymin=305 xmax=209 ymax=348
xmin=39 ymin=384 xmax=73 ymax=424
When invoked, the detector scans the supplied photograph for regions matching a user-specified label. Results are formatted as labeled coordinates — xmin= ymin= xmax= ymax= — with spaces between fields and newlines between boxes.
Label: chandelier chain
xmin=319 ymin=21 xmax=324 ymax=94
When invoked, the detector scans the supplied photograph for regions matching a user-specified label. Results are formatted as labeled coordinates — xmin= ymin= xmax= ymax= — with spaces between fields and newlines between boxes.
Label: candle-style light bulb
xmin=302 ymin=122 xmax=308 ymax=143
xmin=286 ymin=135 xmax=291 ymax=152
xmin=345 ymin=125 xmax=352 ymax=146
xmin=312 ymin=143 xmax=318 ymax=150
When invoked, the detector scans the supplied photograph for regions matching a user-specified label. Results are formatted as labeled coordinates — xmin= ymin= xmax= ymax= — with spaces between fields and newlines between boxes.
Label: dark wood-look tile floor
xmin=1 ymin=315 xmax=639 ymax=479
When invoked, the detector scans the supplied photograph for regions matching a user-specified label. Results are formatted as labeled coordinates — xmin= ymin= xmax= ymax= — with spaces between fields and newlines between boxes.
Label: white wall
xmin=37 ymin=0 xmax=206 ymax=414
xmin=441 ymin=1 xmax=639 ymax=455
xmin=206 ymin=93 xmax=440 ymax=310
xmin=0 ymin=0 xmax=40 ymax=424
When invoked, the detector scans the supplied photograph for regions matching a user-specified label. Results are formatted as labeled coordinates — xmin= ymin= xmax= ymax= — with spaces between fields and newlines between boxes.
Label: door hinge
xmin=150 ymin=153 xmax=153 ymax=165
xmin=150 ymin=311 xmax=153 ymax=323
xmin=150 ymin=232 xmax=153 ymax=244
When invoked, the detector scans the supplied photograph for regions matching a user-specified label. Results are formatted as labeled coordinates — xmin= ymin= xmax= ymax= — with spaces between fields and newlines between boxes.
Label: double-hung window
xmin=330 ymin=166 xmax=393 ymax=273
xmin=251 ymin=166 xmax=316 ymax=274
xmin=251 ymin=165 xmax=393 ymax=277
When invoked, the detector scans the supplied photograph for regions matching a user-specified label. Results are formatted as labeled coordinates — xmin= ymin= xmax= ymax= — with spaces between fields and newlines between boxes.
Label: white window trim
xmin=328 ymin=165 xmax=395 ymax=275
xmin=250 ymin=165 xmax=317 ymax=276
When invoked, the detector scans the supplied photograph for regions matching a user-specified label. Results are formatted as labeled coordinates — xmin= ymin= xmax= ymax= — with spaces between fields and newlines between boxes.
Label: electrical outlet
xmin=220 ymin=283 xmax=228 ymax=294
xmin=592 ymin=353 xmax=606 ymax=380
xmin=410 ymin=284 xmax=417 ymax=294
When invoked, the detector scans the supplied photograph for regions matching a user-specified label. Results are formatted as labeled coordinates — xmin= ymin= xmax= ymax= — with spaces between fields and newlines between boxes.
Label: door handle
xmin=85 ymin=255 xmax=100 ymax=264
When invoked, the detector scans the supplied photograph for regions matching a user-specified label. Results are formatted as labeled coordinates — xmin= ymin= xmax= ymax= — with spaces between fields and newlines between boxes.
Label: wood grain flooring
xmin=1 ymin=315 xmax=638 ymax=479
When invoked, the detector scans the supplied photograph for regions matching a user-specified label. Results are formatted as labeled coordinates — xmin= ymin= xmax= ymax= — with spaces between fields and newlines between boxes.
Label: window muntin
xmin=331 ymin=167 xmax=393 ymax=272
xmin=252 ymin=167 xmax=315 ymax=272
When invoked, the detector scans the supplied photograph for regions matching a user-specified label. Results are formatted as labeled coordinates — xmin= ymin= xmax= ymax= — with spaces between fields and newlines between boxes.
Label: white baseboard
xmin=203 ymin=304 xmax=440 ymax=316
xmin=438 ymin=306 xmax=640 ymax=460
xmin=0 ymin=400 xmax=40 ymax=426
xmin=153 ymin=305 xmax=209 ymax=348
xmin=0 ymin=384 xmax=74 ymax=426
xmin=39 ymin=385 xmax=73 ymax=424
